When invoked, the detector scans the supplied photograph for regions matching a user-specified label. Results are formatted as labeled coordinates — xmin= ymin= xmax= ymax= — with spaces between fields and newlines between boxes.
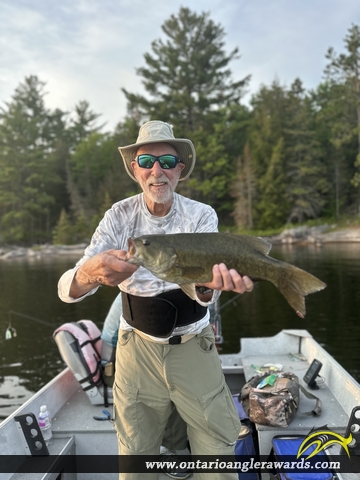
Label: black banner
xmin=1 ymin=454 xmax=360 ymax=474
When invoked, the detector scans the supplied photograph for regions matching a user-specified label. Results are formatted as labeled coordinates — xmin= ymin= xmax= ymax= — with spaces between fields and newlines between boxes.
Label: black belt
xmin=121 ymin=289 xmax=207 ymax=338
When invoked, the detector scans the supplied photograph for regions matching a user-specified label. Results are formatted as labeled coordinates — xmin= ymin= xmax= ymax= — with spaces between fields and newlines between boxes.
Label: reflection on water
xmin=1 ymin=243 xmax=360 ymax=419
xmin=0 ymin=255 xmax=119 ymax=420
xmin=0 ymin=375 xmax=33 ymax=419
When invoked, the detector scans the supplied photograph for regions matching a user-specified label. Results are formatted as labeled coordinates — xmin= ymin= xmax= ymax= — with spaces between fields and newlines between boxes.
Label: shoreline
xmin=268 ymin=224 xmax=360 ymax=246
xmin=0 ymin=243 xmax=88 ymax=260
xmin=1 ymin=225 xmax=360 ymax=260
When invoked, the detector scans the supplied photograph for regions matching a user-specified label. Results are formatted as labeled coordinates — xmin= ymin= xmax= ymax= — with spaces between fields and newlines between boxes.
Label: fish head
xmin=125 ymin=235 xmax=177 ymax=278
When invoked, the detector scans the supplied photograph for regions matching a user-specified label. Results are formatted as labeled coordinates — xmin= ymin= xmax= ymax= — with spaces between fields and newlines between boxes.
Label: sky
xmin=1 ymin=0 xmax=360 ymax=132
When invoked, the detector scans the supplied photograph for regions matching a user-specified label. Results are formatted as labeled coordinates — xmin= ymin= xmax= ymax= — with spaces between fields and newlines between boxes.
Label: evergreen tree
xmin=122 ymin=7 xmax=250 ymax=133
xmin=0 ymin=76 xmax=64 ymax=244
xmin=255 ymin=137 xmax=287 ymax=228
xmin=121 ymin=8 xmax=250 ymax=217
xmin=65 ymin=103 xmax=105 ymax=218
xmin=68 ymin=100 xmax=104 ymax=148
xmin=248 ymin=81 xmax=289 ymax=228
xmin=231 ymin=142 xmax=255 ymax=229
xmin=52 ymin=208 xmax=72 ymax=245
xmin=249 ymin=80 xmax=329 ymax=228
xmin=310 ymin=81 xmax=355 ymax=218
xmin=284 ymin=79 xmax=329 ymax=223
xmin=325 ymin=24 xmax=360 ymax=212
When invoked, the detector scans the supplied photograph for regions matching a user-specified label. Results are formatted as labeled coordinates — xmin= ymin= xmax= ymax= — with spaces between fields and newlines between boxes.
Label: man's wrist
xmin=70 ymin=268 xmax=101 ymax=298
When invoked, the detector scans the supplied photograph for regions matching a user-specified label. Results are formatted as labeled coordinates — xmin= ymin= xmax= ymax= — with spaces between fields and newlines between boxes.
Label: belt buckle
xmin=169 ymin=335 xmax=182 ymax=345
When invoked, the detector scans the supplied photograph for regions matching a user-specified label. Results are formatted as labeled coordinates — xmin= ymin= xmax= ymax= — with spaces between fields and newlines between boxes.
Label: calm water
xmin=1 ymin=244 xmax=360 ymax=419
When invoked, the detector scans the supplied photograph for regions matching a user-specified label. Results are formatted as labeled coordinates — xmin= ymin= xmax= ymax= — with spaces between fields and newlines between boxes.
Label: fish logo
xmin=297 ymin=425 xmax=353 ymax=459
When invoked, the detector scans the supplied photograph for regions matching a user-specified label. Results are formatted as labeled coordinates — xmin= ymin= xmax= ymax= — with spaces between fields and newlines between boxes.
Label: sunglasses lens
xmin=158 ymin=155 xmax=178 ymax=169
xmin=137 ymin=155 xmax=156 ymax=168
xmin=137 ymin=155 xmax=179 ymax=169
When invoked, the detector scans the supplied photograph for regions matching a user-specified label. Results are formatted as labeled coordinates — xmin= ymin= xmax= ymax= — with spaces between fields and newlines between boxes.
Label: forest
xmin=1 ymin=8 xmax=360 ymax=245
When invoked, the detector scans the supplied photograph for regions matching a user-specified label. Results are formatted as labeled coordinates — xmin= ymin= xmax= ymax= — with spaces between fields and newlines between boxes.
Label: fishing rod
xmin=219 ymin=292 xmax=243 ymax=311
xmin=211 ymin=292 xmax=243 ymax=346
xmin=5 ymin=310 xmax=55 ymax=340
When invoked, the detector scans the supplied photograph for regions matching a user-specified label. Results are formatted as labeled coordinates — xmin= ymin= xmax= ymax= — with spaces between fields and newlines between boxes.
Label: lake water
xmin=1 ymin=243 xmax=360 ymax=420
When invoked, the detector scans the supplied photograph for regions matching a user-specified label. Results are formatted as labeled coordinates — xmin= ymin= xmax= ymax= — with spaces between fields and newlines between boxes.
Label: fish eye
xmin=142 ymin=239 xmax=150 ymax=246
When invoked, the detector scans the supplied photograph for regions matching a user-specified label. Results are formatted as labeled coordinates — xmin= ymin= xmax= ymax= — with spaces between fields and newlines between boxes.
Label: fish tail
xmin=275 ymin=264 xmax=326 ymax=318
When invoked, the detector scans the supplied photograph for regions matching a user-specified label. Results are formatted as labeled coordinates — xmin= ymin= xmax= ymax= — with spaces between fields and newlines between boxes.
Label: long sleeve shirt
xmin=58 ymin=192 xmax=221 ymax=341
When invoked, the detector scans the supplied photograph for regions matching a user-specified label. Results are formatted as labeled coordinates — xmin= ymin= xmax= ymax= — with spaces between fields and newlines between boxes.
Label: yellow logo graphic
xmin=297 ymin=426 xmax=353 ymax=459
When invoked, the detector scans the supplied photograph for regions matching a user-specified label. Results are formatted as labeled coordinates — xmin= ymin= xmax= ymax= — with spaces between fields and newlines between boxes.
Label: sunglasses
xmin=135 ymin=154 xmax=181 ymax=169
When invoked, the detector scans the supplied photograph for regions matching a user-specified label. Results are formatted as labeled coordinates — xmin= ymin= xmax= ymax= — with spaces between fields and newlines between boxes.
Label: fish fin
xmin=276 ymin=265 xmax=326 ymax=317
xmin=231 ymin=234 xmax=272 ymax=255
xmin=180 ymin=284 xmax=198 ymax=301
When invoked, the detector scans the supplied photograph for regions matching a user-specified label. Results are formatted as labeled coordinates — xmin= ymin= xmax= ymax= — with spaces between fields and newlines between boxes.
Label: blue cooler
xmin=272 ymin=436 xmax=333 ymax=480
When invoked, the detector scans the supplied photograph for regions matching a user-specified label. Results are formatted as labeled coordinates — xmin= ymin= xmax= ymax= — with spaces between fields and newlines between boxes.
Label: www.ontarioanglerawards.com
xmin=145 ymin=457 xmax=340 ymax=473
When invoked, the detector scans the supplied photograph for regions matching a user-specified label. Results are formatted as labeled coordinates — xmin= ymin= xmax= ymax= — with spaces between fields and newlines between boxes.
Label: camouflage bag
xmin=239 ymin=372 xmax=322 ymax=428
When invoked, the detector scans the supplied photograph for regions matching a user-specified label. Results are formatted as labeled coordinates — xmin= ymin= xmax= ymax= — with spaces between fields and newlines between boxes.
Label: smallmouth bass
xmin=125 ymin=232 xmax=326 ymax=317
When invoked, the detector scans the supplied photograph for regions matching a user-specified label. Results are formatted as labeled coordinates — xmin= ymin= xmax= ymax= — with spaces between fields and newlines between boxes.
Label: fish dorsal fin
xmin=179 ymin=283 xmax=198 ymax=301
xmin=231 ymin=234 xmax=272 ymax=255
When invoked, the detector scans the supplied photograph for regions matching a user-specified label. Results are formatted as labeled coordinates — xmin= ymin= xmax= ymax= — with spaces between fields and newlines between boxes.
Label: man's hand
xmin=70 ymin=250 xmax=139 ymax=299
xmin=201 ymin=263 xmax=254 ymax=294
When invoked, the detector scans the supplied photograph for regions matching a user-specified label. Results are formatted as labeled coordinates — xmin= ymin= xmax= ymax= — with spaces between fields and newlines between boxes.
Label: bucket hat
xmin=118 ymin=121 xmax=196 ymax=182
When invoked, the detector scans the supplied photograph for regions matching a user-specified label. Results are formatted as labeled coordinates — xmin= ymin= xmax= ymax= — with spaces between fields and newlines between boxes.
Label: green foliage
xmin=2 ymin=18 xmax=360 ymax=244
xmin=123 ymin=7 xmax=250 ymax=132
xmin=0 ymin=76 xmax=63 ymax=243
xmin=324 ymin=24 xmax=360 ymax=211
xmin=53 ymin=209 xmax=73 ymax=245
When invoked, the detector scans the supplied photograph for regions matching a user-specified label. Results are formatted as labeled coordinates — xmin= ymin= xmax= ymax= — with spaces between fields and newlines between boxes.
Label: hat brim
xmin=118 ymin=138 xmax=196 ymax=182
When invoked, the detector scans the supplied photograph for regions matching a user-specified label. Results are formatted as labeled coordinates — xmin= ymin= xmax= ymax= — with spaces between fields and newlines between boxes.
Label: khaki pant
xmin=113 ymin=324 xmax=240 ymax=480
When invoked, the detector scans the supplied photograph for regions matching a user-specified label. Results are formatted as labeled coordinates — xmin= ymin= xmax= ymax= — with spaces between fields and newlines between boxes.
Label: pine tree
xmin=0 ymin=76 xmax=64 ymax=243
xmin=325 ymin=24 xmax=360 ymax=212
xmin=122 ymin=7 xmax=250 ymax=133
xmin=231 ymin=142 xmax=255 ymax=229
xmin=284 ymin=80 xmax=329 ymax=223
xmin=248 ymin=81 xmax=289 ymax=228
xmin=52 ymin=209 xmax=72 ymax=245
xmin=121 ymin=9 xmax=250 ymax=217
xmin=309 ymin=81 xmax=352 ymax=218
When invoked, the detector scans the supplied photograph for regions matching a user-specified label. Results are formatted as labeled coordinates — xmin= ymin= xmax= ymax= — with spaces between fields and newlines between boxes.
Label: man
xmin=58 ymin=121 xmax=254 ymax=480
xmin=100 ymin=292 xmax=191 ymax=480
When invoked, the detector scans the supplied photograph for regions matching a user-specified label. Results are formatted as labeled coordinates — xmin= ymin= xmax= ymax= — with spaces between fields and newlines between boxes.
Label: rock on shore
xmin=270 ymin=225 xmax=360 ymax=245
xmin=1 ymin=225 xmax=360 ymax=260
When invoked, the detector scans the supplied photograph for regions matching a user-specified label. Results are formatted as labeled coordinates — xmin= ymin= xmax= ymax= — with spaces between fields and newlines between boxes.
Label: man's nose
xmin=150 ymin=160 xmax=163 ymax=175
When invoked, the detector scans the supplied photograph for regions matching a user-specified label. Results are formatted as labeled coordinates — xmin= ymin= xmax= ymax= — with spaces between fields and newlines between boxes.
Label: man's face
xmin=131 ymin=143 xmax=185 ymax=212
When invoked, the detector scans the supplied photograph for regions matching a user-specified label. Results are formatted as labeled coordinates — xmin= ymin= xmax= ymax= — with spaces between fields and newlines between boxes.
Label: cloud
xmin=1 ymin=0 xmax=360 ymax=131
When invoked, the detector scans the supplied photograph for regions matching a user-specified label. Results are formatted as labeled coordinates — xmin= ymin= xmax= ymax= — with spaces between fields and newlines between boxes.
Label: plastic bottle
xmin=37 ymin=405 xmax=53 ymax=444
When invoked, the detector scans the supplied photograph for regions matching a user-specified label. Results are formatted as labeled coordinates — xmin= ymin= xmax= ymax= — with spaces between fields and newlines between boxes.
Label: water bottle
xmin=38 ymin=405 xmax=52 ymax=444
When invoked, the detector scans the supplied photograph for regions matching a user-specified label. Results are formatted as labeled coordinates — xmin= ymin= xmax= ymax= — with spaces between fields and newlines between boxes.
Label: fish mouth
xmin=125 ymin=238 xmax=137 ymax=261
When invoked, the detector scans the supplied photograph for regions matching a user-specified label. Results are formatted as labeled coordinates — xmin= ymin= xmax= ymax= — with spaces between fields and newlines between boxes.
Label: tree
xmin=231 ymin=142 xmax=255 ymax=229
xmin=248 ymin=81 xmax=289 ymax=228
xmin=284 ymin=80 xmax=329 ymax=223
xmin=255 ymin=137 xmax=287 ymax=228
xmin=0 ymin=76 xmax=64 ymax=243
xmin=65 ymin=101 xmax=105 ymax=218
xmin=248 ymin=79 xmax=329 ymax=228
xmin=52 ymin=209 xmax=72 ymax=245
xmin=325 ymin=24 xmax=360 ymax=212
xmin=67 ymin=100 xmax=104 ymax=148
xmin=123 ymin=7 xmax=250 ymax=133
xmin=311 ymin=81 xmax=355 ymax=218
xmin=121 ymin=8 xmax=250 ymax=218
